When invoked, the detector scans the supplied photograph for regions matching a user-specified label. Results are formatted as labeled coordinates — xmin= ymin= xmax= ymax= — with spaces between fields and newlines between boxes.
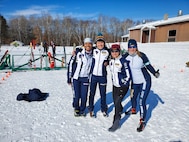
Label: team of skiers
xmin=67 ymin=33 xmax=160 ymax=132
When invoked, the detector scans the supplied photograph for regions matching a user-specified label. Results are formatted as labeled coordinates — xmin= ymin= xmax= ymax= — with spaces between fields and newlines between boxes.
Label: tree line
xmin=0 ymin=13 xmax=149 ymax=46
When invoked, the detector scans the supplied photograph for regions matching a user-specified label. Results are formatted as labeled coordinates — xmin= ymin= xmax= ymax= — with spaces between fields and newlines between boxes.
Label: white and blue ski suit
xmin=109 ymin=55 xmax=131 ymax=122
xmin=67 ymin=48 xmax=81 ymax=84
xmin=88 ymin=47 xmax=110 ymax=112
xmin=123 ymin=52 xmax=157 ymax=121
xmin=68 ymin=49 xmax=93 ymax=113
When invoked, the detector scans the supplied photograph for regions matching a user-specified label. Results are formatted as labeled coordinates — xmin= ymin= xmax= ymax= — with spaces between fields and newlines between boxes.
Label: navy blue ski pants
xmin=73 ymin=77 xmax=89 ymax=113
xmin=131 ymin=79 xmax=151 ymax=120
xmin=89 ymin=75 xmax=107 ymax=112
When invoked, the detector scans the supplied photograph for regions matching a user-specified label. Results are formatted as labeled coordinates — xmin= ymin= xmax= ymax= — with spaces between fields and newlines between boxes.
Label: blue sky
xmin=0 ymin=0 xmax=189 ymax=21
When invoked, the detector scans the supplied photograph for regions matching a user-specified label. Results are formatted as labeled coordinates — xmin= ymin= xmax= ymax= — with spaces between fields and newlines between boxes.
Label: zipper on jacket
xmin=97 ymin=49 xmax=101 ymax=76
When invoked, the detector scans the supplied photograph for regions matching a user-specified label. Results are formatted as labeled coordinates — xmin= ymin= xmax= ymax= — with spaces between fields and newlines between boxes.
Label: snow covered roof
xmin=141 ymin=25 xmax=156 ymax=30
xmin=129 ymin=14 xmax=189 ymax=31
xmin=121 ymin=34 xmax=129 ymax=38
xmin=10 ymin=40 xmax=24 ymax=46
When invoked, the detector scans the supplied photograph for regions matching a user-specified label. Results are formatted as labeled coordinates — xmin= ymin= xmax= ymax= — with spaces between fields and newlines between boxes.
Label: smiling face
xmin=96 ymin=41 xmax=105 ymax=50
xmin=128 ymin=46 xmax=137 ymax=55
xmin=84 ymin=42 xmax=93 ymax=52
xmin=111 ymin=50 xmax=120 ymax=58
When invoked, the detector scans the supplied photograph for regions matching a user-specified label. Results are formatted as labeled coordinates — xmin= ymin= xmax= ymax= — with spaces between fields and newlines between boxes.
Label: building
xmin=10 ymin=40 xmax=24 ymax=47
xmin=128 ymin=13 xmax=189 ymax=43
xmin=121 ymin=34 xmax=129 ymax=42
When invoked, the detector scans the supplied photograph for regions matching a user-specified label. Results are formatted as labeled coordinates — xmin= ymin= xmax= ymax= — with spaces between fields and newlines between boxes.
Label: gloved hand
xmin=104 ymin=61 xmax=109 ymax=66
xmin=67 ymin=78 xmax=72 ymax=84
xmin=154 ymin=69 xmax=160 ymax=78
xmin=121 ymin=78 xmax=128 ymax=85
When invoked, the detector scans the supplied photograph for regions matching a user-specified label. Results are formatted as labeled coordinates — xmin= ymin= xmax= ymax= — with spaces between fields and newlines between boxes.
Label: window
xmin=169 ymin=30 xmax=176 ymax=36
xmin=168 ymin=30 xmax=176 ymax=42
xmin=168 ymin=38 xmax=175 ymax=42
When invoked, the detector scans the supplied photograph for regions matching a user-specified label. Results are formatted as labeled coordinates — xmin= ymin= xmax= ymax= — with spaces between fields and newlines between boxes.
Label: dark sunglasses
xmin=111 ymin=50 xmax=119 ymax=53
xmin=128 ymin=45 xmax=137 ymax=48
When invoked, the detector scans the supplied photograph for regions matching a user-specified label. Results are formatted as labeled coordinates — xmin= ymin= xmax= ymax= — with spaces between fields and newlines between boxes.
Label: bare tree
xmin=5 ymin=13 xmax=140 ymax=46
xmin=52 ymin=17 xmax=62 ymax=45
xmin=109 ymin=17 xmax=121 ymax=42
xmin=41 ymin=13 xmax=53 ymax=44
xmin=120 ymin=19 xmax=134 ymax=35
xmin=61 ymin=16 xmax=76 ymax=45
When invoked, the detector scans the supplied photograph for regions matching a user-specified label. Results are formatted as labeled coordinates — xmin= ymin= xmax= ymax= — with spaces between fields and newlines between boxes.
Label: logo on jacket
xmin=102 ymin=51 xmax=107 ymax=55
xmin=124 ymin=62 xmax=128 ymax=67
xmin=115 ymin=63 xmax=120 ymax=66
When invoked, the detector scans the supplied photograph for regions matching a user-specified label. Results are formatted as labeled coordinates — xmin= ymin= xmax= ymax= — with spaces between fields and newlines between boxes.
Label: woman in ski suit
xmin=123 ymin=39 xmax=160 ymax=132
xmin=67 ymin=38 xmax=93 ymax=116
xmin=88 ymin=33 xmax=110 ymax=117
xmin=108 ymin=44 xmax=131 ymax=132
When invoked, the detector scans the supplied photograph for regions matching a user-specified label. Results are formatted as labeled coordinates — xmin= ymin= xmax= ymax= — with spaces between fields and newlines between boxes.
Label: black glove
xmin=67 ymin=78 xmax=72 ymax=84
xmin=67 ymin=72 xmax=72 ymax=84
xmin=154 ymin=69 xmax=160 ymax=78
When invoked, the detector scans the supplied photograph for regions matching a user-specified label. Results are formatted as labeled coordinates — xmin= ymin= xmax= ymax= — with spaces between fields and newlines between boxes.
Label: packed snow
xmin=0 ymin=42 xmax=189 ymax=142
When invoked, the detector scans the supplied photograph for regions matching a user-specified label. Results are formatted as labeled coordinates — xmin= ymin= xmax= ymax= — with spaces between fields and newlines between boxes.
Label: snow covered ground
xmin=0 ymin=42 xmax=189 ymax=142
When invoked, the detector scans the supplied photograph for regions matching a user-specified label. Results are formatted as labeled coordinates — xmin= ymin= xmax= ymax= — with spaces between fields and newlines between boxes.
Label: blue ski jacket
xmin=109 ymin=55 xmax=131 ymax=87
xmin=73 ymin=49 xmax=93 ymax=80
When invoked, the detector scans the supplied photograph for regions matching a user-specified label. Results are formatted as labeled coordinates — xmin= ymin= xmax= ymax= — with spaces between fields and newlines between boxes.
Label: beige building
xmin=128 ymin=14 xmax=189 ymax=43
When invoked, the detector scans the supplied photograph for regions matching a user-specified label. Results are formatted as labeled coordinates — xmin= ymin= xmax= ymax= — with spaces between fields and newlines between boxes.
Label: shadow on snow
xmin=93 ymin=89 xmax=164 ymax=127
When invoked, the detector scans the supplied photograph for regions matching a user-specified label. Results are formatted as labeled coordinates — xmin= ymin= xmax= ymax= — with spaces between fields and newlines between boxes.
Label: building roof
xmin=129 ymin=14 xmax=189 ymax=31
xmin=10 ymin=40 xmax=24 ymax=46
xmin=121 ymin=34 xmax=129 ymax=38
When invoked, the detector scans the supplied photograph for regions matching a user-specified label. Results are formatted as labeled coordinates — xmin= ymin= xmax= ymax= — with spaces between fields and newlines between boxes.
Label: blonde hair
xmin=136 ymin=49 xmax=142 ymax=57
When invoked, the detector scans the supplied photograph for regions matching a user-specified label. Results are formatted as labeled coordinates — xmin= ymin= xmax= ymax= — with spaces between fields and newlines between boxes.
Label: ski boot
xmin=89 ymin=111 xmax=95 ymax=117
xmin=125 ymin=108 xmax=136 ymax=115
xmin=102 ymin=107 xmax=108 ymax=117
xmin=87 ymin=106 xmax=95 ymax=117
xmin=137 ymin=118 xmax=145 ymax=132
xmin=108 ymin=119 xmax=120 ymax=132
xmin=80 ymin=112 xmax=86 ymax=117
xmin=74 ymin=109 xmax=80 ymax=117
xmin=102 ymin=111 xmax=108 ymax=117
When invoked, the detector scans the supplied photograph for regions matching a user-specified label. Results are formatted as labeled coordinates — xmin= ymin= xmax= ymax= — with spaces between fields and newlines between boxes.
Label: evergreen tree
xmin=0 ymin=15 xmax=9 ymax=44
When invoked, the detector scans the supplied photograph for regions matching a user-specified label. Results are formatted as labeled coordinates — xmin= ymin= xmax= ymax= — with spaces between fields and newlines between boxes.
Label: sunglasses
xmin=111 ymin=50 xmax=119 ymax=53
xmin=128 ymin=45 xmax=137 ymax=48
